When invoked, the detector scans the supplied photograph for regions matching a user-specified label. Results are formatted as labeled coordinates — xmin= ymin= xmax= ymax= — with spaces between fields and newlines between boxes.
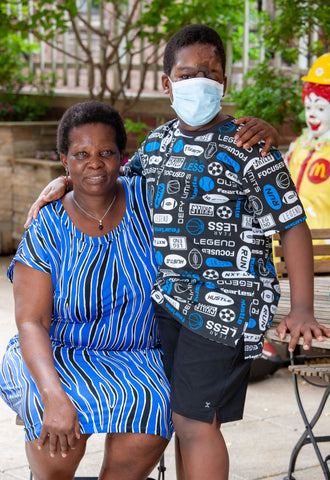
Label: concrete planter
xmin=0 ymin=121 xmax=64 ymax=254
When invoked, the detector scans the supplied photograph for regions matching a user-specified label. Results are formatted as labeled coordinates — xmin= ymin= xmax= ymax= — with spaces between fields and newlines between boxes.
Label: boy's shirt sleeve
xmin=124 ymin=150 xmax=144 ymax=177
xmin=240 ymin=147 xmax=306 ymax=236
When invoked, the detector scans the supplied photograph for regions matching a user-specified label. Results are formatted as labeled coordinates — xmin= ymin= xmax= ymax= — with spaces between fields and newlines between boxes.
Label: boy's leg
xmin=173 ymin=412 xmax=229 ymax=480
xmin=154 ymin=306 xmax=251 ymax=480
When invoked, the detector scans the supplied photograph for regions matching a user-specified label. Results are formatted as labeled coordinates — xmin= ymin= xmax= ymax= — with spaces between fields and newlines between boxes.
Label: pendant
xmin=99 ymin=222 xmax=103 ymax=231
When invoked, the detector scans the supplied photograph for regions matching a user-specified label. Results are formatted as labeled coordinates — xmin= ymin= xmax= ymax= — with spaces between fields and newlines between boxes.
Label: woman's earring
xmin=65 ymin=168 xmax=69 ymax=177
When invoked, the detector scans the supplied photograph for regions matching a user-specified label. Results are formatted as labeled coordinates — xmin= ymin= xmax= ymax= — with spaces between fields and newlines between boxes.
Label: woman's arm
xmin=13 ymin=262 xmax=80 ymax=457
xmin=234 ymin=116 xmax=279 ymax=156
xmin=276 ymin=221 xmax=330 ymax=351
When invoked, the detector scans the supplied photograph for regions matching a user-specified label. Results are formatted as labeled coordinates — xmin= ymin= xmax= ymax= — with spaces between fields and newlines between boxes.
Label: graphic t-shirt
xmin=126 ymin=117 xmax=306 ymax=359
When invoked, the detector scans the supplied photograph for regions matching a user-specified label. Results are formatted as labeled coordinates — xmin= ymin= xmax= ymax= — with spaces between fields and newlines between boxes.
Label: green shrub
xmin=227 ymin=62 xmax=305 ymax=133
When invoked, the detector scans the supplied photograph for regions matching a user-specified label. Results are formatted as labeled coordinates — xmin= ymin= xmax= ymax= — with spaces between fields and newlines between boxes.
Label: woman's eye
xmin=75 ymin=151 xmax=88 ymax=159
xmin=100 ymin=150 xmax=114 ymax=157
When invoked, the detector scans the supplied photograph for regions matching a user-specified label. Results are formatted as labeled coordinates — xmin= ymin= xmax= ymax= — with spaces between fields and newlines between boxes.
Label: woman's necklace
xmin=72 ymin=191 xmax=117 ymax=230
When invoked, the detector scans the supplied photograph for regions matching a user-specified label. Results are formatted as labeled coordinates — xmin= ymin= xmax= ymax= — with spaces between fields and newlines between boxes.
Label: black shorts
xmin=154 ymin=303 xmax=252 ymax=424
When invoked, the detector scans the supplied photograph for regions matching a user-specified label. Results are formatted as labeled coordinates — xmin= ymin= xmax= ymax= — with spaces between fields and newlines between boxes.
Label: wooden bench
xmin=273 ymin=227 xmax=330 ymax=275
xmin=268 ymin=228 xmax=330 ymax=480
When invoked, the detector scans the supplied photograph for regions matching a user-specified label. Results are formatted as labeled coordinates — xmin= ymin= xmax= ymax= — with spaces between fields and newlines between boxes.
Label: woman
xmin=0 ymin=101 xmax=172 ymax=480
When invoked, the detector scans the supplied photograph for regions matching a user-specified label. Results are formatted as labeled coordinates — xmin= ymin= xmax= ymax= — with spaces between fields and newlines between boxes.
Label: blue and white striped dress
xmin=0 ymin=176 xmax=172 ymax=441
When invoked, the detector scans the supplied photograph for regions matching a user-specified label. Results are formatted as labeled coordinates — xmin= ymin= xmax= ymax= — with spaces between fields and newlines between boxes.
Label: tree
xmin=227 ymin=0 xmax=329 ymax=130
xmin=0 ymin=0 xmax=252 ymax=113
xmin=263 ymin=0 xmax=330 ymax=64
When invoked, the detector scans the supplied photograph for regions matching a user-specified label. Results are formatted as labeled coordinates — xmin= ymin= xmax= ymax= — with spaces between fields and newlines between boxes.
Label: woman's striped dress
xmin=0 ymin=176 xmax=172 ymax=441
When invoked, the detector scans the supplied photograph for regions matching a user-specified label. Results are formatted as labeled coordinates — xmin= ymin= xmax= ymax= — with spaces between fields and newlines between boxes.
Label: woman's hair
xmin=163 ymin=24 xmax=226 ymax=76
xmin=57 ymin=100 xmax=127 ymax=154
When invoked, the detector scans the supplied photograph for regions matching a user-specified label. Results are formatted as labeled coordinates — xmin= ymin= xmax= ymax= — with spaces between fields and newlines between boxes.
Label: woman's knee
xmin=101 ymin=433 xmax=168 ymax=479
xmin=25 ymin=434 xmax=90 ymax=480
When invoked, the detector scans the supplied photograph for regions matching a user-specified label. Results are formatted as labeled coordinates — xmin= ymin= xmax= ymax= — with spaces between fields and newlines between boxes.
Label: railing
xmin=6 ymin=0 xmax=316 ymax=99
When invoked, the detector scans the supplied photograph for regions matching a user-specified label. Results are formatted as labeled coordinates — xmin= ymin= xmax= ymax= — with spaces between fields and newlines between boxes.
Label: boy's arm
xmin=276 ymin=221 xmax=330 ymax=351
xmin=234 ymin=116 xmax=279 ymax=156
xmin=24 ymin=176 xmax=71 ymax=228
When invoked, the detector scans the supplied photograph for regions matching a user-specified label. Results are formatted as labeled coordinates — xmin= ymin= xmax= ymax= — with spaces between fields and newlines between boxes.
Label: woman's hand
xmin=38 ymin=391 xmax=81 ymax=458
xmin=24 ymin=176 xmax=69 ymax=228
xmin=234 ymin=116 xmax=280 ymax=156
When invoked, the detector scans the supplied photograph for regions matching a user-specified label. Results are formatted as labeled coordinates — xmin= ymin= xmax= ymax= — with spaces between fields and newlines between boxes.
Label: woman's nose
xmin=89 ymin=154 xmax=103 ymax=167
xmin=196 ymin=71 xmax=207 ymax=78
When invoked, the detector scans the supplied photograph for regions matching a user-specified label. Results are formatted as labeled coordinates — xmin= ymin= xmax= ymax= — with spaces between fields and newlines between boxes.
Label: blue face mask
xmin=170 ymin=77 xmax=224 ymax=127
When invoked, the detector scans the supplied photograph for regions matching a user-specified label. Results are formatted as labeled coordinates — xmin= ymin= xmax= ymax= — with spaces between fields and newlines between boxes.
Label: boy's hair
xmin=163 ymin=24 xmax=226 ymax=76
xmin=57 ymin=100 xmax=127 ymax=154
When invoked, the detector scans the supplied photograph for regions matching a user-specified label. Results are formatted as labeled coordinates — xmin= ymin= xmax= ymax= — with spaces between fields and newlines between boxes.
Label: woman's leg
xmin=25 ymin=434 xmax=91 ymax=480
xmin=173 ymin=412 xmax=229 ymax=480
xmin=99 ymin=432 xmax=168 ymax=480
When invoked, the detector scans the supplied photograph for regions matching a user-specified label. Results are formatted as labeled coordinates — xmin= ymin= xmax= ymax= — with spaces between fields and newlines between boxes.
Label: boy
xmin=124 ymin=24 xmax=330 ymax=480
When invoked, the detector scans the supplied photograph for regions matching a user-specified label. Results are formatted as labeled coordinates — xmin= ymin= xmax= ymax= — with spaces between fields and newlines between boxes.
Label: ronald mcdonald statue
xmin=286 ymin=53 xmax=330 ymax=232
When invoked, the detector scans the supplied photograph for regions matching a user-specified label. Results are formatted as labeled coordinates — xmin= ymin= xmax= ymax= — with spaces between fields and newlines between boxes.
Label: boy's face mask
xmin=169 ymin=77 xmax=224 ymax=127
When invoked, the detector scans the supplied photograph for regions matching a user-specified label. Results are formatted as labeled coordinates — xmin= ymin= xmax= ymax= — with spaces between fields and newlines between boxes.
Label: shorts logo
xmin=188 ymin=248 xmax=203 ymax=269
